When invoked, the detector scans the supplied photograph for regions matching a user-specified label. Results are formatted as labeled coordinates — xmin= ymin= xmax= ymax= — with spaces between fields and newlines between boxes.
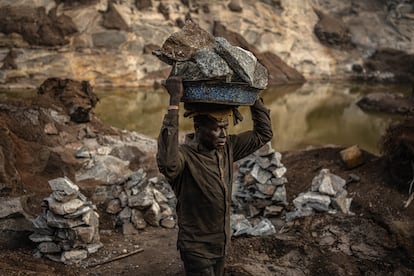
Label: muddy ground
xmin=0 ymin=80 xmax=413 ymax=275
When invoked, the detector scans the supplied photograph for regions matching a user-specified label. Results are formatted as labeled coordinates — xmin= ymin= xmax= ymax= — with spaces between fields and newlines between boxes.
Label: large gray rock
xmin=131 ymin=209 xmax=147 ymax=230
xmin=153 ymin=19 xmax=216 ymax=64
xmin=127 ymin=186 xmax=154 ymax=209
xmin=45 ymin=197 xmax=85 ymax=216
xmin=293 ymin=192 xmax=332 ymax=212
xmin=311 ymin=169 xmax=346 ymax=196
xmin=106 ymin=199 xmax=122 ymax=214
xmin=38 ymin=242 xmax=61 ymax=254
xmin=74 ymin=225 xmax=96 ymax=243
xmin=144 ymin=201 xmax=161 ymax=227
xmin=75 ymin=155 xmax=132 ymax=184
xmin=0 ymin=197 xmax=27 ymax=219
xmin=173 ymin=48 xmax=233 ymax=81
xmin=251 ymin=163 xmax=273 ymax=185
xmin=214 ymin=37 xmax=268 ymax=89
xmin=61 ymin=249 xmax=88 ymax=264
xmin=48 ymin=177 xmax=79 ymax=202
xmin=46 ymin=210 xmax=84 ymax=229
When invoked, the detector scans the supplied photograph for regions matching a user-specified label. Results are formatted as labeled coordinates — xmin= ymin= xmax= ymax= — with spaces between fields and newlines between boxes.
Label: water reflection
xmin=0 ymin=83 xmax=405 ymax=155
xmin=93 ymin=82 xmax=410 ymax=154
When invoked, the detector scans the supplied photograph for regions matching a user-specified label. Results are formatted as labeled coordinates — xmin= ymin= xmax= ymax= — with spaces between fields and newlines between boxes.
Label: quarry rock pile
xmin=93 ymin=169 xmax=176 ymax=234
xmin=30 ymin=177 xmax=102 ymax=264
xmin=233 ymin=142 xmax=288 ymax=219
xmin=286 ymin=168 xmax=353 ymax=221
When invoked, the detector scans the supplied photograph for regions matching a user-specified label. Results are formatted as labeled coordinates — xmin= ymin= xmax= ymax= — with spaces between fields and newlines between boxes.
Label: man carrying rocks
xmin=157 ymin=76 xmax=273 ymax=275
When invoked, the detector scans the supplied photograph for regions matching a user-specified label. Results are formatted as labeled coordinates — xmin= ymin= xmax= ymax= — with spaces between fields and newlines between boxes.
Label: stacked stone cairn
xmin=101 ymin=168 xmax=176 ymax=235
xmin=231 ymin=142 xmax=287 ymax=236
xmin=285 ymin=168 xmax=353 ymax=221
xmin=29 ymin=177 xmax=102 ymax=264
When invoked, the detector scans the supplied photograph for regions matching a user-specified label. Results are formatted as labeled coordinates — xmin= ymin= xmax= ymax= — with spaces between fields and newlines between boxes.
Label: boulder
xmin=340 ymin=145 xmax=365 ymax=169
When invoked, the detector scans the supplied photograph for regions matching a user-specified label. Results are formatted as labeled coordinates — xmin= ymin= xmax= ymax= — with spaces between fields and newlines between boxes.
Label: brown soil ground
xmin=1 ymin=147 xmax=413 ymax=275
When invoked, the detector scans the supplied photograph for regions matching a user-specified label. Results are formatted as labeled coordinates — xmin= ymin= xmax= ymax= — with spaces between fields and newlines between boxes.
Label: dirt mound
xmin=0 ymin=78 xmax=134 ymax=212
xmin=381 ymin=118 xmax=414 ymax=192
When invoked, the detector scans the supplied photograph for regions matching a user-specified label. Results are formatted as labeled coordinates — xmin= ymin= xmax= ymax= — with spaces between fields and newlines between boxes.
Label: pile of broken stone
xmin=97 ymin=168 xmax=176 ymax=235
xmin=286 ymin=168 xmax=353 ymax=221
xmin=153 ymin=20 xmax=268 ymax=91
xmin=29 ymin=177 xmax=102 ymax=264
xmin=231 ymin=142 xmax=287 ymax=237
xmin=230 ymin=144 xmax=354 ymax=236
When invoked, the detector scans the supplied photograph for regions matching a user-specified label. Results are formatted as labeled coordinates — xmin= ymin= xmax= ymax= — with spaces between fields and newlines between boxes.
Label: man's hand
xmin=163 ymin=76 xmax=184 ymax=106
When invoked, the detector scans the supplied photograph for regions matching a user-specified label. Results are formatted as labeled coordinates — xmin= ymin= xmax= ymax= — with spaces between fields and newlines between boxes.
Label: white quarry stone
xmin=231 ymin=214 xmax=252 ymax=237
xmin=64 ymin=205 xmax=93 ymax=219
xmin=128 ymin=186 xmax=154 ymax=209
xmin=144 ymin=202 xmax=161 ymax=227
xmin=38 ymin=242 xmax=61 ymax=253
xmin=160 ymin=216 xmax=176 ymax=229
xmin=256 ymin=182 xmax=276 ymax=196
xmin=311 ymin=169 xmax=346 ymax=196
xmin=106 ymin=199 xmax=122 ymax=214
xmin=29 ymin=233 xmax=54 ymax=243
xmin=272 ymin=185 xmax=287 ymax=204
xmin=82 ymin=210 xmax=99 ymax=227
xmin=251 ymin=163 xmax=273 ymax=184
xmin=131 ymin=209 xmax=147 ymax=230
xmin=75 ymin=155 xmax=132 ymax=184
xmin=293 ymin=192 xmax=332 ymax=212
xmin=61 ymin=249 xmax=88 ymax=264
xmin=85 ymin=242 xmax=103 ymax=254
xmin=248 ymin=219 xmax=276 ymax=236
xmin=48 ymin=177 xmax=79 ymax=197
xmin=0 ymin=197 xmax=26 ymax=219
xmin=153 ymin=188 xmax=168 ymax=203
xmin=74 ymin=225 xmax=96 ymax=243
xmin=46 ymin=197 xmax=85 ymax=215
xmin=118 ymin=207 xmax=132 ymax=223
xmin=46 ymin=210 xmax=84 ymax=229
xmin=272 ymin=166 xmax=287 ymax=178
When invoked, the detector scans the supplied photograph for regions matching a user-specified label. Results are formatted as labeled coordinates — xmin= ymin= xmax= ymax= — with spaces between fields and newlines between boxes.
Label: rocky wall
xmin=0 ymin=0 xmax=413 ymax=89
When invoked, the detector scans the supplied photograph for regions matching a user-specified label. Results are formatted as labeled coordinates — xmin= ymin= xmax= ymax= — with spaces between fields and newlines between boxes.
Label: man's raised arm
xmin=156 ymin=77 xmax=185 ymax=182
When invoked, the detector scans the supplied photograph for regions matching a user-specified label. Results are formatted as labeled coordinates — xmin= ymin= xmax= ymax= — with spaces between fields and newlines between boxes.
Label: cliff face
xmin=0 ymin=0 xmax=413 ymax=89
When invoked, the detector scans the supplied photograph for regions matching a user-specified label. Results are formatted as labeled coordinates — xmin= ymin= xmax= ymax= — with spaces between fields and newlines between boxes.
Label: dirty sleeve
xmin=231 ymin=97 xmax=273 ymax=161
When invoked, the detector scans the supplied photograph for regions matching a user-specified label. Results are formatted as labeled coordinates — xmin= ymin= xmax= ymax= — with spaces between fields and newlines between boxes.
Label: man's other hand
xmin=163 ymin=76 xmax=184 ymax=105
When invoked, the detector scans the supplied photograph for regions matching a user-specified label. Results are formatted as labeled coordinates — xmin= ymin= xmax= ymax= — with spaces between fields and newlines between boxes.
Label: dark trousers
xmin=180 ymin=251 xmax=225 ymax=276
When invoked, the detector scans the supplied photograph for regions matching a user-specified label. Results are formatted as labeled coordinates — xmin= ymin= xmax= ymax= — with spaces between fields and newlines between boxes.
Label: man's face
xmin=196 ymin=119 xmax=229 ymax=150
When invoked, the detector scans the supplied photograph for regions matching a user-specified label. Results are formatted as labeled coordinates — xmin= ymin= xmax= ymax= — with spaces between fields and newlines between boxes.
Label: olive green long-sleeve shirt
xmin=157 ymin=99 xmax=273 ymax=258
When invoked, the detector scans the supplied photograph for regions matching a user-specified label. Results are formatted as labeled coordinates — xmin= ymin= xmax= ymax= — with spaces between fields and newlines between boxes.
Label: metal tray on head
xmin=182 ymin=81 xmax=260 ymax=106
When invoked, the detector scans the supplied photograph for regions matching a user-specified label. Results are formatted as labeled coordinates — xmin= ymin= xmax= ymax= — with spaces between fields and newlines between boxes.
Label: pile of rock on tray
xmin=29 ymin=177 xmax=102 ymax=264
xmin=153 ymin=20 xmax=268 ymax=101
xmin=94 ymin=169 xmax=177 ymax=235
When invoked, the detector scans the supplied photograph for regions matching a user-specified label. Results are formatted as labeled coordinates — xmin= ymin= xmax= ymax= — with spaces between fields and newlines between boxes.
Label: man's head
xmin=194 ymin=115 xmax=229 ymax=150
